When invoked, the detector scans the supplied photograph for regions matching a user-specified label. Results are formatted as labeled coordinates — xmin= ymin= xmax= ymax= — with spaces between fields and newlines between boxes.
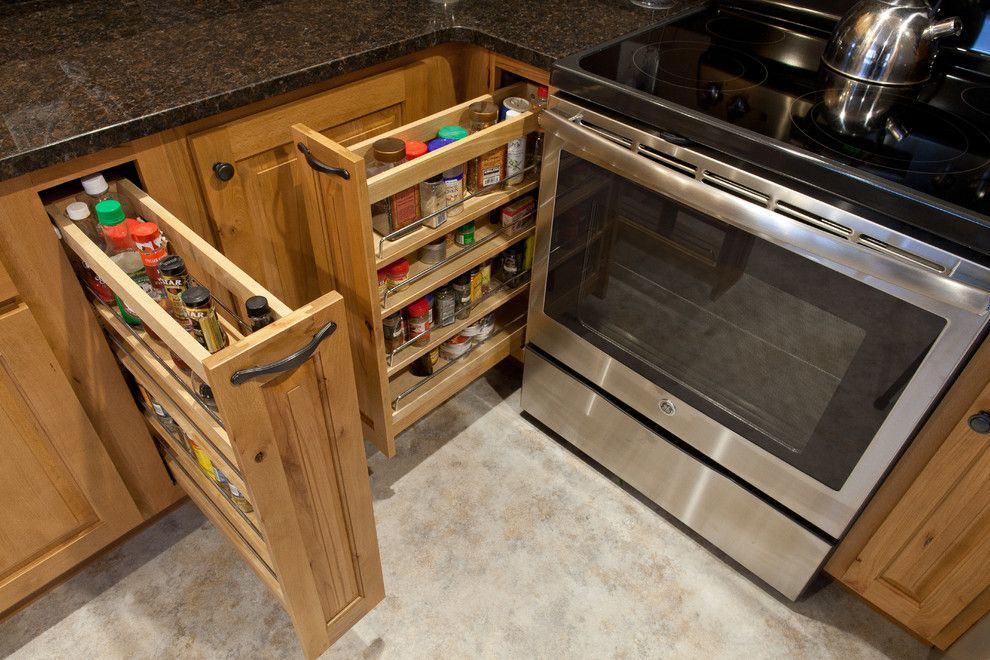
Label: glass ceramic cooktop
xmin=574 ymin=7 xmax=990 ymax=220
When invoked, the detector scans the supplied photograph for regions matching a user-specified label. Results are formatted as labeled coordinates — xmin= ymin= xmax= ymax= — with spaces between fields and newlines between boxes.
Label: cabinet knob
xmin=968 ymin=412 xmax=990 ymax=434
xmin=212 ymin=161 xmax=235 ymax=182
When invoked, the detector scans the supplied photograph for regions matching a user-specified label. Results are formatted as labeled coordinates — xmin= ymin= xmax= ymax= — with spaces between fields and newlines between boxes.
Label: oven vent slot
xmin=701 ymin=171 xmax=769 ymax=207
xmin=775 ymin=202 xmax=853 ymax=239
xmin=637 ymin=144 xmax=696 ymax=177
xmin=858 ymin=235 xmax=947 ymax=273
xmin=578 ymin=120 xmax=633 ymax=149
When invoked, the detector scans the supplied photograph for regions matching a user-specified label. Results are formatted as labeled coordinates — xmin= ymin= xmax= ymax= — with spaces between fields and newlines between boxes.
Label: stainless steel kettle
xmin=822 ymin=0 xmax=962 ymax=86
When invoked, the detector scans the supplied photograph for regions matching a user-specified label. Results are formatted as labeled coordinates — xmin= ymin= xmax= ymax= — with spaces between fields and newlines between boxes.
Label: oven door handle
xmin=540 ymin=108 xmax=990 ymax=316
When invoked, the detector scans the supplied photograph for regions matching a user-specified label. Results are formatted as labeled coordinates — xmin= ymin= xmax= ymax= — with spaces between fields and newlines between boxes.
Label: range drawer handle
xmin=296 ymin=143 xmax=350 ymax=180
xmin=230 ymin=321 xmax=337 ymax=385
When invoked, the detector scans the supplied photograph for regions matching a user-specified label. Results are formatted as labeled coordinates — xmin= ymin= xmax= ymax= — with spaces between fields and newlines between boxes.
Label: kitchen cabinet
xmin=293 ymin=82 xmax=539 ymax=456
xmin=0 ymin=303 xmax=143 ymax=613
xmin=187 ymin=56 xmax=459 ymax=309
xmin=828 ymin=335 xmax=990 ymax=649
xmin=47 ymin=179 xmax=383 ymax=658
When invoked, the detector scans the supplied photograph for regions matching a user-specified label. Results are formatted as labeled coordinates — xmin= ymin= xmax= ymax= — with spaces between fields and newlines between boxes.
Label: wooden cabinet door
xmin=188 ymin=58 xmax=456 ymax=309
xmin=0 ymin=304 xmax=142 ymax=613
xmin=837 ymin=377 xmax=990 ymax=649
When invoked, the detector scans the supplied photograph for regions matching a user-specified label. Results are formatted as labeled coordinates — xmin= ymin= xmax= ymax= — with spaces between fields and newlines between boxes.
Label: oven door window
xmin=544 ymin=151 xmax=947 ymax=490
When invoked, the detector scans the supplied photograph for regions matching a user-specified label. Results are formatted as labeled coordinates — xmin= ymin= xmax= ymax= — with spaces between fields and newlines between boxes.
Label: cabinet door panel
xmin=189 ymin=59 xmax=454 ymax=309
xmin=0 ymin=304 xmax=141 ymax=612
xmin=839 ymin=376 xmax=990 ymax=648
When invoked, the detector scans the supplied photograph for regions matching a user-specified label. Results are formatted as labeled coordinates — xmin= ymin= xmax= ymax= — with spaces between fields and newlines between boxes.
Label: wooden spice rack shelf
xmin=145 ymin=411 xmax=269 ymax=560
xmin=390 ymin=306 xmax=527 ymax=433
xmin=374 ymin=174 xmax=538 ymax=267
xmin=380 ymin=223 xmax=533 ymax=317
xmin=47 ymin=178 xmax=383 ymax=658
xmin=293 ymin=81 xmax=540 ymax=456
xmin=386 ymin=278 xmax=530 ymax=376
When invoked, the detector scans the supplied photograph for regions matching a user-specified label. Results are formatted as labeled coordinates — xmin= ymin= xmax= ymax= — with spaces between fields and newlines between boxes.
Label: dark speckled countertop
xmin=0 ymin=0 xmax=702 ymax=181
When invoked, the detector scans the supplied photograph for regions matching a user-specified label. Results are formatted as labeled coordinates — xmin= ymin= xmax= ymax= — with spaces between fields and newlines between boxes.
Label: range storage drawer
xmin=293 ymin=83 xmax=541 ymax=455
xmin=47 ymin=179 xmax=383 ymax=659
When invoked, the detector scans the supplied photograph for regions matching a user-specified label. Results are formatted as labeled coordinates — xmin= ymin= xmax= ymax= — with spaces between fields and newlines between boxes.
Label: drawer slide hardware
xmin=297 ymin=143 xmax=350 ymax=180
xmin=230 ymin=321 xmax=337 ymax=384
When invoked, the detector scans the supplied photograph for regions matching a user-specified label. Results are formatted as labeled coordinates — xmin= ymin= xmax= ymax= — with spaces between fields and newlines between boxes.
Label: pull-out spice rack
xmin=47 ymin=179 xmax=384 ymax=659
xmin=293 ymin=83 xmax=540 ymax=456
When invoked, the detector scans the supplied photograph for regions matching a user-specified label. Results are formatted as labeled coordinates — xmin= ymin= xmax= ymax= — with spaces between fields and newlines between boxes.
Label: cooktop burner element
xmin=633 ymin=41 xmax=768 ymax=92
xmin=554 ymin=4 xmax=990 ymax=255
xmin=962 ymin=86 xmax=990 ymax=115
xmin=705 ymin=15 xmax=786 ymax=45
xmin=789 ymin=92 xmax=990 ymax=177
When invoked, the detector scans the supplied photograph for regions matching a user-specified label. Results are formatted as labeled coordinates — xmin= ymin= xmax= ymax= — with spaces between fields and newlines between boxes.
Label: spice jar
xmin=434 ymin=286 xmax=456 ymax=327
xmin=130 ymin=222 xmax=168 ymax=300
xmin=383 ymin=258 xmax=410 ymax=291
xmin=467 ymin=101 xmax=505 ymax=195
xmin=420 ymin=137 xmax=447 ymax=229
xmin=441 ymin=333 xmax=472 ymax=360
xmin=419 ymin=238 xmax=446 ymax=264
xmin=500 ymin=245 xmax=522 ymax=283
xmin=500 ymin=195 xmax=535 ymax=236
xmin=463 ymin=314 xmax=496 ymax=343
xmin=523 ymin=236 xmax=535 ymax=272
xmin=410 ymin=348 xmax=439 ymax=377
xmin=159 ymin=255 xmax=194 ymax=330
xmin=452 ymin=273 xmax=472 ymax=319
xmin=469 ymin=266 xmax=484 ymax=304
xmin=181 ymin=286 xmax=229 ymax=353
xmin=436 ymin=126 xmax=468 ymax=217
xmin=377 ymin=268 xmax=388 ymax=297
xmin=455 ymin=221 xmax=475 ymax=246
xmin=404 ymin=298 xmax=432 ymax=347
xmin=479 ymin=260 xmax=492 ymax=296
xmin=502 ymin=97 xmax=532 ymax=185
xmin=246 ymin=295 xmax=273 ymax=332
xmin=65 ymin=202 xmax=114 ymax=304
xmin=187 ymin=435 xmax=218 ymax=481
xmin=368 ymin=138 xmax=415 ymax=235
xmin=383 ymin=313 xmax=405 ymax=353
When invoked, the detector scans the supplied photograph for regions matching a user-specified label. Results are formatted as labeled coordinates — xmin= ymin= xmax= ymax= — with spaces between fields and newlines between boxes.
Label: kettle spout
xmin=924 ymin=16 xmax=963 ymax=40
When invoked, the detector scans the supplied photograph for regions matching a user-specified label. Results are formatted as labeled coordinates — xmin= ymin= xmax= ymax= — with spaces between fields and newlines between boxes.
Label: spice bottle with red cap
xmin=130 ymin=221 xmax=168 ymax=299
xmin=404 ymin=297 xmax=432 ymax=347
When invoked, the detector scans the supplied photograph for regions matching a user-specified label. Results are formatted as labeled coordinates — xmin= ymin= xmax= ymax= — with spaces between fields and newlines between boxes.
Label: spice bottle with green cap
xmin=436 ymin=126 xmax=468 ymax=217
xmin=96 ymin=199 xmax=149 ymax=325
xmin=181 ymin=286 xmax=228 ymax=353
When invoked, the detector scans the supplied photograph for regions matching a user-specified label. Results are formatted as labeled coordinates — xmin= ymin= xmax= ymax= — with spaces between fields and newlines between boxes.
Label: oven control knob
xmin=968 ymin=412 xmax=990 ymax=434
xmin=659 ymin=399 xmax=677 ymax=416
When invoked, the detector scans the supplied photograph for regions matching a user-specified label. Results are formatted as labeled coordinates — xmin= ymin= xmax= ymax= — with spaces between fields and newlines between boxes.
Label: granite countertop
xmin=0 ymin=0 xmax=702 ymax=182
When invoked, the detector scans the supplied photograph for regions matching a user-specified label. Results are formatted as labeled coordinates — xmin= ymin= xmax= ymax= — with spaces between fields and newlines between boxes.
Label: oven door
xmin=527 ymin=99 xmax=990 ymax=538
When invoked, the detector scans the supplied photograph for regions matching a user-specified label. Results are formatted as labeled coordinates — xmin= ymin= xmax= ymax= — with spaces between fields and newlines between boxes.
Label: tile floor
xmin=1 ymin=363 xmax=935 ymax=659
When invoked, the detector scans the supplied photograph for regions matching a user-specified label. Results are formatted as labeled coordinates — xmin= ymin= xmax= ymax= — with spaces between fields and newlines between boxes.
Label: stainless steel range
xmin=521 ymin=0 xmax=990 ymax=599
